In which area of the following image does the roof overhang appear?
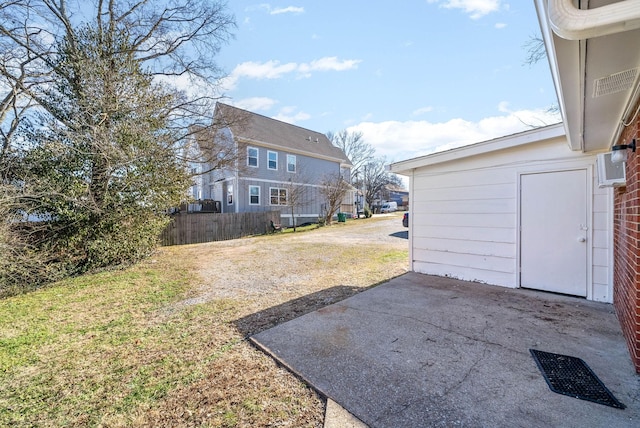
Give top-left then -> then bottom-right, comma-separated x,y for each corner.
535,0 -> 640,153
390,123 -> 565,175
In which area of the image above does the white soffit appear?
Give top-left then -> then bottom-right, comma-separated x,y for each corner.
540,1 -> 640,153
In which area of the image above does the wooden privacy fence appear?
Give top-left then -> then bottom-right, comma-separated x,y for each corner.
160,211 -> 281,246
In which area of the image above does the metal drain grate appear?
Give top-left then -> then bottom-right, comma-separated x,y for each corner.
530,349 -> 625,409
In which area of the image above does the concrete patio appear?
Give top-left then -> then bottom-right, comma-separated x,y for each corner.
251,272 -> 640,427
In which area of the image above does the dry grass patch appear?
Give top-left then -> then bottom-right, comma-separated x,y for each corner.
140,343 -> 322,427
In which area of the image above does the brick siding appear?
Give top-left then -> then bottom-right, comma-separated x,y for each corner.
613,99 -> 640,373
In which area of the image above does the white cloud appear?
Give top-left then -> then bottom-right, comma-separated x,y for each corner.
298,57 -> 362,73
234,60 -> 298,80
497,101 -> 511,113
346,108 -> 562,162
222,57 -> 361,90
248,4 -> 304,15
154,73 -> 212,98
270,6 -> 304,15
412,106 -> 434,116
428,0 -> 503,19
217,74 -> 238,93
234,97 -> 278,112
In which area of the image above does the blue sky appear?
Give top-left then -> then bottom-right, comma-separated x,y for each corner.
214,0 -> 560,162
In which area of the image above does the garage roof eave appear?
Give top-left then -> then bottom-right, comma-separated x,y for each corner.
389,123 -> 566,175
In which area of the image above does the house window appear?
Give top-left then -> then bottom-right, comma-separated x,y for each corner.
227,184 -> 233,205
287,154 -> 296,173
247,147 -> 258,167
249,185 -> 260,205
270,187 -> 288,205
268,151 -> 278,170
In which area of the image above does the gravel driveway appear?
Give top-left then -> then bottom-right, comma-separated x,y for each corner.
175,212 -> 409,329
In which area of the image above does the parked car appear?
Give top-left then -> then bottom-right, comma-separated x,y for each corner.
402,212 -> 408,227
381,201 -> 398,213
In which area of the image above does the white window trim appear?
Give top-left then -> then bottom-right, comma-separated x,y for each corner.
269,187 -> 288,206
267,150 -> 278,170
227,184 -> 233,205
247,146 -> 259,168
287,154 -> 296,173
249,185 -> 260,205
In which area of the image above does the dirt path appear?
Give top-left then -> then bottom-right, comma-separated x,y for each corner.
177,213 -> 408,306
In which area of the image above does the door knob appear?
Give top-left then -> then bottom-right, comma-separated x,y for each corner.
578,237 -> 586,242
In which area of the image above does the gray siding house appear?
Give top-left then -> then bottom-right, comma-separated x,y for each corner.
193,103 -> 353,226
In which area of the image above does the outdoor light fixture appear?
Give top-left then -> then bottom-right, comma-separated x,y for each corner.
611,139 -> 636,164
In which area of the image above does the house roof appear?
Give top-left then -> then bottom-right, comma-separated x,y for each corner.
389,123 -> 565,175
535,0 -> 640,152
215,103 -> 352,166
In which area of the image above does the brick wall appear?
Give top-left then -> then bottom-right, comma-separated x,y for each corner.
613,99 -> 640,373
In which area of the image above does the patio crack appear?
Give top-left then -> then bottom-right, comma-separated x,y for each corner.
442,346 -> 490,397
337,303 -> 520,355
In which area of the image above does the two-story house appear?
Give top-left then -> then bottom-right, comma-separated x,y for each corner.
192,103 -> 354,226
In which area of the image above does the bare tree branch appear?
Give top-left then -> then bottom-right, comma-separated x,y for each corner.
319,172 -> 350,225
523,34 -> 546,67
362,158 -> 393,208
327,129 -> 375,177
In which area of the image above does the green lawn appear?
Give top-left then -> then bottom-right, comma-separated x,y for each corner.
0,218 -> 408,427
0,257 -> 203,426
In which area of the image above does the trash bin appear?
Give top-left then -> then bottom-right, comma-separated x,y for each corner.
337,212 -> 346,222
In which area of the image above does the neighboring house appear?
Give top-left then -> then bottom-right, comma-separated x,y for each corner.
364,185 -> 409,213
391,1 -> 640,373
384,185 -> 409,209
193,103 -> 354,226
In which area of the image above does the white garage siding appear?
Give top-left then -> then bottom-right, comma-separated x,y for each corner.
396,126 -> 612,302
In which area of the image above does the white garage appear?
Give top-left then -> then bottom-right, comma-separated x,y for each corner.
390,123 -> 614,302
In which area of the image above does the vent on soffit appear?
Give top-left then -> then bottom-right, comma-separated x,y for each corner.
593,68 -> 639,98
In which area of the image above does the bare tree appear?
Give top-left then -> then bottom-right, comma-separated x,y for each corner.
387,172 -> 404,188
187,103 -> 254,180
0,0 -> 236,291
186,118 -> 243,180
319,172 -> 350,225
0,1 -> 55,162
282,177 -> 310,231
1,1 -> 235,161
327,129 -> 375,177
363,158 -> 393,209
275,159 -> 316,231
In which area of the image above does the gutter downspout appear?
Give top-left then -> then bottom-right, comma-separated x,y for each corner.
549,0 -> 640,40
